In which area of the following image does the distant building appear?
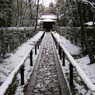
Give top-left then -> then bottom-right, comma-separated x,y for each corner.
38,14 -> 57,31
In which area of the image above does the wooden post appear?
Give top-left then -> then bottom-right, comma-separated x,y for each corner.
37,41 -> 39,49
69,63 -> 73,89
55,40 -> 58,50
60,47 -> 63,60
37,42 -> 39,49
39,39 -> 41,46
20,65 -> 24,85
35,44 -> 37,55
30,50 -> 33,66
56,40 -> 58,49
60,47 -> 62,60
62,51 -> 65,66
58,45 -> 61,59
54,39 -> 56,46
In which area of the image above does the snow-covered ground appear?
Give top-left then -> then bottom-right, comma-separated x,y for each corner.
0,31 -> 44,95
53,32 -> 95,95
53,32 -> 81,55
77,56 -> 95,84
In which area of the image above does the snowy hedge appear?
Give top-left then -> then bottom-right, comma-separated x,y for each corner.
0,28 -> 37,58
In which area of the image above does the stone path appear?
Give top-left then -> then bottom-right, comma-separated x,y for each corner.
24,33 -> 64,95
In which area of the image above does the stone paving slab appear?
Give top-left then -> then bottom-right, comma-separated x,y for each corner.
24,33 -> 70,95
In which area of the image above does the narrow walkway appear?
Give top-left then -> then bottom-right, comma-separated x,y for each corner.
24,32 -> 70,95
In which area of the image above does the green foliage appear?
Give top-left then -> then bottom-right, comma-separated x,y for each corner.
0,0 -> 12,27
0,30 -> 37,58
0,0 -> 42,27
56,0 -> 95,63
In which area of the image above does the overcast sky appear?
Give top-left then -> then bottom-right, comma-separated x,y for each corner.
39,0 -> 56,7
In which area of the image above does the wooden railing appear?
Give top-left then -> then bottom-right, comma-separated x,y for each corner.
0,32 -> 45,95
52,33 -> 95,95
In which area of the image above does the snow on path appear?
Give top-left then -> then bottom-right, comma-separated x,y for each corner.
25,32 -> 61,95
0,31 -> 44,84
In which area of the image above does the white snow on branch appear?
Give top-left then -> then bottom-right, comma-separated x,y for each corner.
85,21 -> 95,26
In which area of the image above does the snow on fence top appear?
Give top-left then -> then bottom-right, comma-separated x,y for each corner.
0,31 -> 44,95
0,27 -> 35,31
52,32 -> 95,93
